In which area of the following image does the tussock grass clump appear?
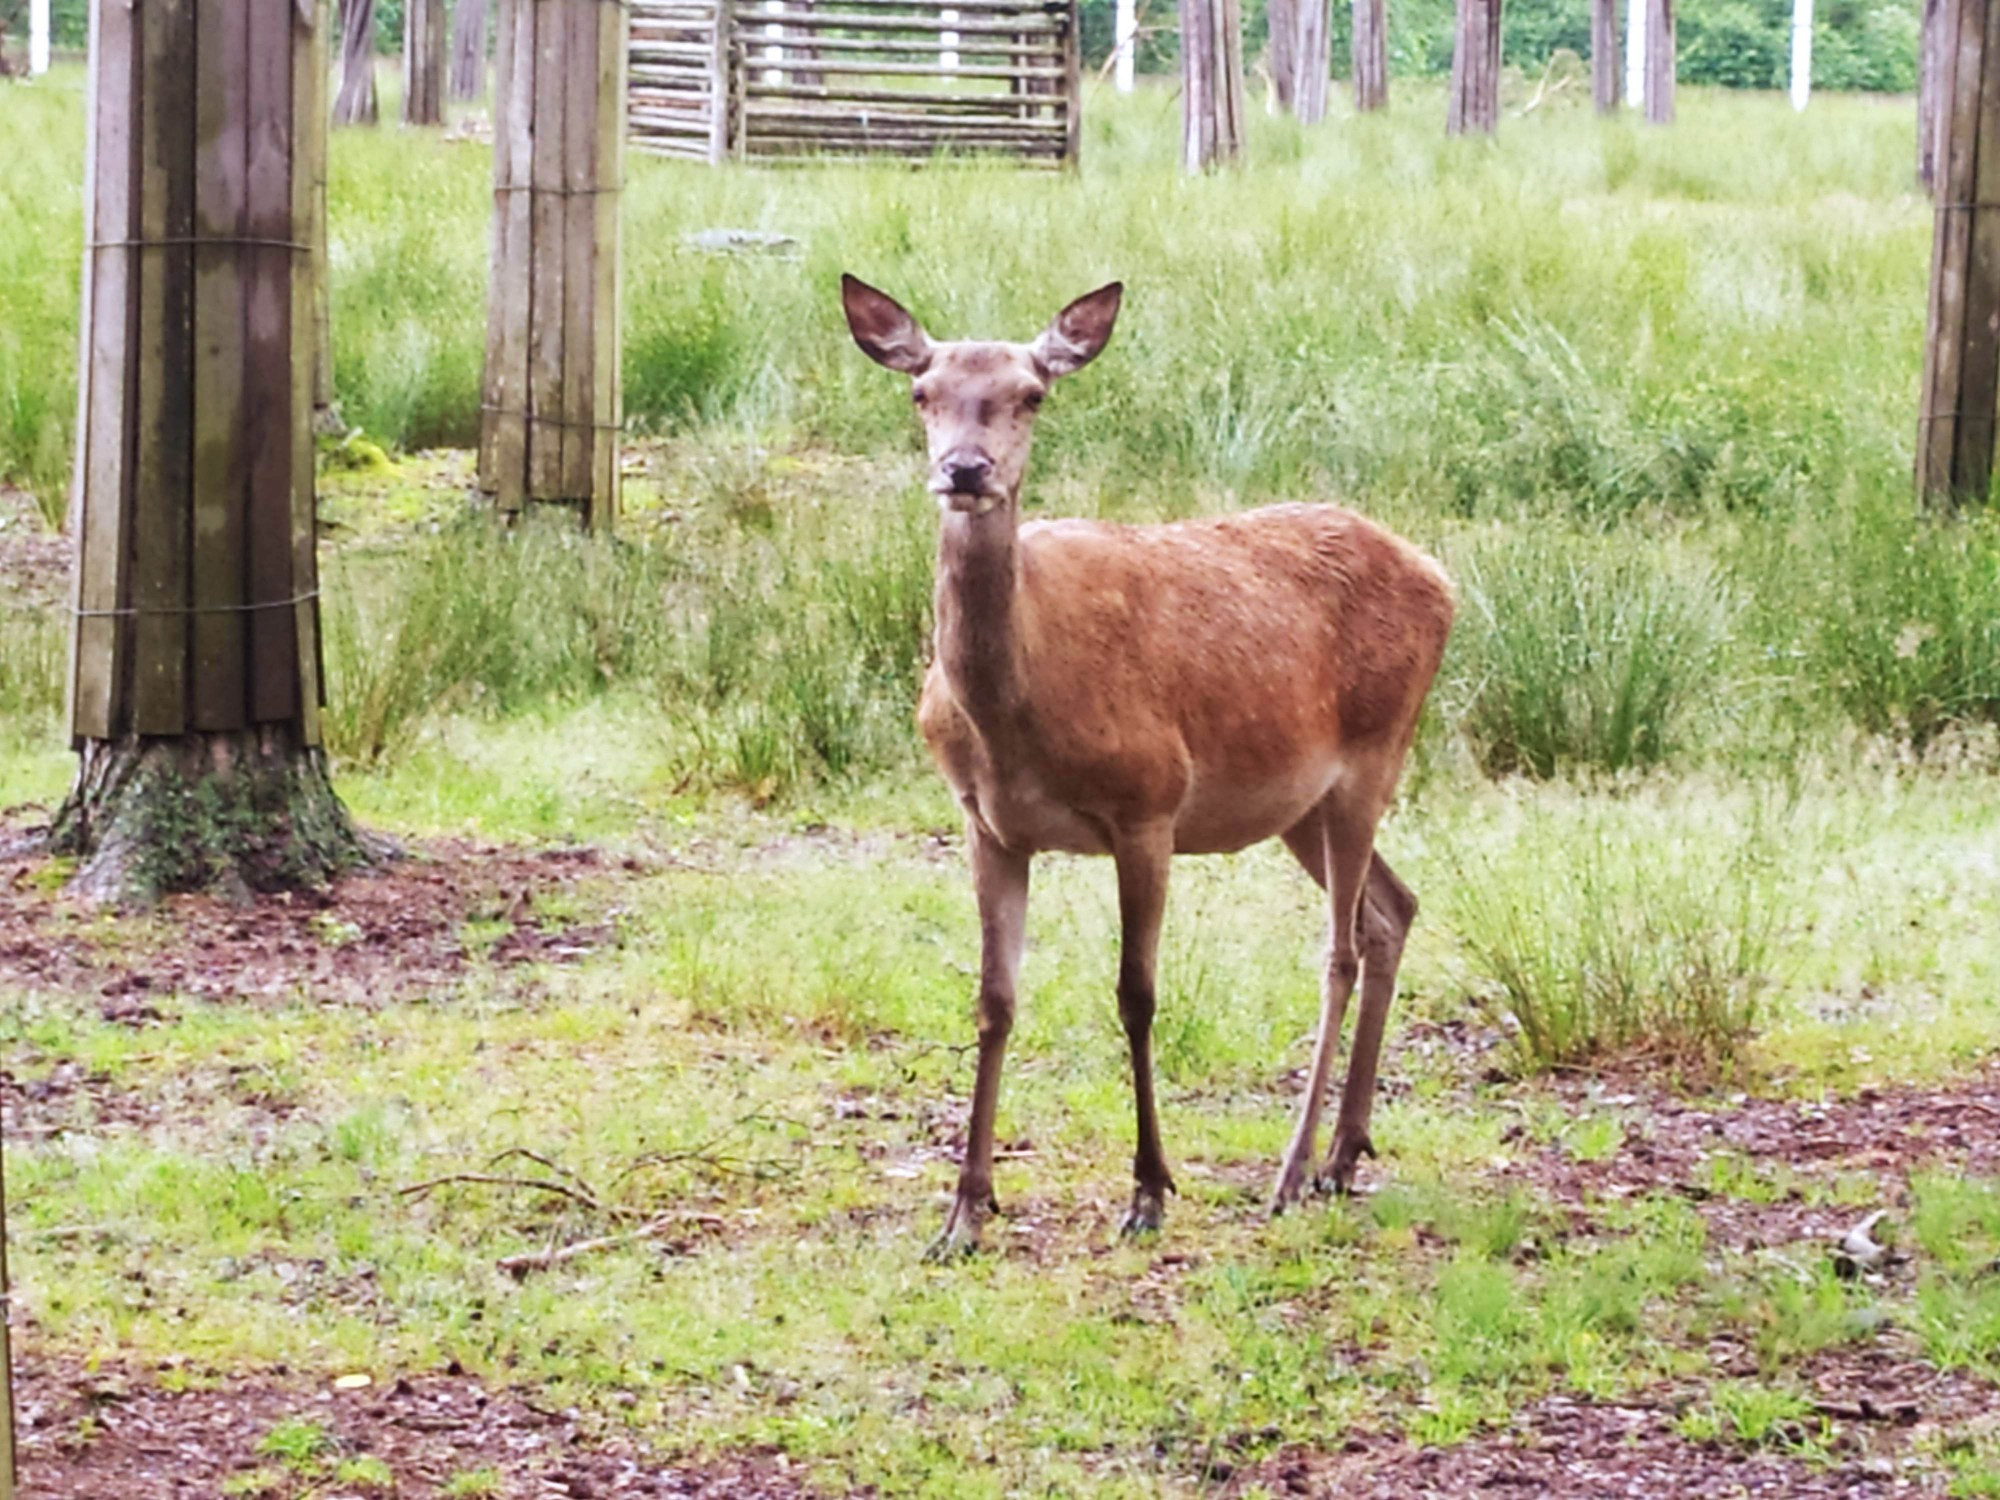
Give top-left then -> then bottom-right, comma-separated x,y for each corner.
322,473 -> 934,799
1444,530 -> 1740,779
0,606 -> 64,729
1803,503 -> 2000,749
1446,791 -> 1788,1071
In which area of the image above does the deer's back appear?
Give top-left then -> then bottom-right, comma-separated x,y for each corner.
920,502 -> 1453,856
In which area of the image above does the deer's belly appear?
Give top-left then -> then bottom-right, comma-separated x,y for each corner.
965,773 -> 1113,855
1170,757 -> 1338,854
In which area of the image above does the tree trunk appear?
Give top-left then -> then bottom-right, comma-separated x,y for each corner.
1292,0 -> 1330,123
50,730 -> 371,905
1591,0 -> 1619,112
1921,0 -> 1948,188
64,0 -> 368,906
450,0 -> 488,101
404,0 -> 444,123
1351,0 -> 1387,112
1447,0 -> 1501,136
1180,0 -> 1245,170
1916,0 -> 2000,507
1643,0 -> 1673,124
334,0 -> 378,124
479,0 -> 626,526
1266,0 -> 1297,114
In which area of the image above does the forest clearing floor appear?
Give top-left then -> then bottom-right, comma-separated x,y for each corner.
4,799 -> 2000,1498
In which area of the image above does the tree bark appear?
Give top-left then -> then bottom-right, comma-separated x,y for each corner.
1591,0 -> 1619,112
50,730 -> 372,906
450,0 -> 488,101
1292,0 -> 1330,123
1180,0 -> 1245,170
1643,0 -> 1673,124
1266,0 -> 1297,114
64,0 -> 369,906
1916,0 -> 2000,507
1921,0 -> 1948,188
1447,0 -> 1501,136
334,0 -> 378,124
404,0 -> 445,124
1351,0 -> 1387,112
479,0 -> 625,526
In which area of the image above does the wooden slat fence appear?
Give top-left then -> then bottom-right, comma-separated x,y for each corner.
629,0 -> 1080,165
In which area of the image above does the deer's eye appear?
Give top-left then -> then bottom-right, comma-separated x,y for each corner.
912,387 -> 928,407
1024,391 -> 1044,412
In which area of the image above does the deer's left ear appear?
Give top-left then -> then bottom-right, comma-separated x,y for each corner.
1031,282 -> 1122,379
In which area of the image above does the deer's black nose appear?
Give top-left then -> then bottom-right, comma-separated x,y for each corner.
947,457 -> 992,494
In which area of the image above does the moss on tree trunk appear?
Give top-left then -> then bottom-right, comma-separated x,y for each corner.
49,727 -> 376,907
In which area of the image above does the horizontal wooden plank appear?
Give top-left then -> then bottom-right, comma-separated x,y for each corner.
631,39 -> 714,58
728,55 -> 1065,78
735,11 -> 1059,34
718,31 -> 1056,54
745,82 -> 1046,103
747,130 -> 1068,147
631,111 -> 715,131
746,104 -> 1066,128
750,0 -> 1064,13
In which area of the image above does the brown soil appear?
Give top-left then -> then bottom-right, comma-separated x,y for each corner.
14,1355 -> 829,1499
0,482 -> 66,605
0,828 -> 627,1013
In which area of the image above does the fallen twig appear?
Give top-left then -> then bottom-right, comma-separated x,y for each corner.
397,1172 -> 603,1213
496,1212 -> 727,1278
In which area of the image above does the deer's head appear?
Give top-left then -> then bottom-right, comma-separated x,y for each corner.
841,275 -> 1122,516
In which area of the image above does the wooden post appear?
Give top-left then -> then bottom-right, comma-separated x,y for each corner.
312,0 -> 336,430
479,0 -> 625,529
1179,0 -> 1244,170
404,0 -> 445,123
1352,0 -> 1387,112
1923,0 -> 1948,188
1625,0 -> 1642,107
1114,0 -> 1135,91
334,0 -> 378,123
1293,0 -> 1329,123
59,0 -> 366,904
1062,0 -> 1081,164
1446,0 -> 1501,136
28,0 -> 48,73
0,1106 -> 15,1500
1591,0 -> 1619,112
451,0 -> 489,100
1918,0 -> 2000,507
709,0 -> 733,163
1643,0 -> 1672,123
1267,0 -> 1297,114
1789,0 -> 1811,111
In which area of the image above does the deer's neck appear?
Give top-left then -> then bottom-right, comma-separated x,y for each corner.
935,506 -> 1028,733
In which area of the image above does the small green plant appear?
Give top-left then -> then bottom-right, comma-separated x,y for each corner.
255,1415 -> 333,1466
1678,1381 -> 1821,1453
334,1454 -> 397,1493
443,1468 -> 504,1497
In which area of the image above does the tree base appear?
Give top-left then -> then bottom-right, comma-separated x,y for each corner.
48,728 -> 380,907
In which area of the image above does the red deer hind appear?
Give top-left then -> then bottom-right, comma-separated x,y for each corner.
842,275 -> 1454,1257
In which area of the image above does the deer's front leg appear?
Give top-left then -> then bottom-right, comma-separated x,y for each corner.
927,824 -> 1030,1261
1113,824 -> 1177,1238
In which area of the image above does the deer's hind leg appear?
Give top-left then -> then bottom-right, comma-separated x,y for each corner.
1269,791 -> 1380,1214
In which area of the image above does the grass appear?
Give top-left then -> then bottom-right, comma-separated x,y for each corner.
4,67 -> 2000,1499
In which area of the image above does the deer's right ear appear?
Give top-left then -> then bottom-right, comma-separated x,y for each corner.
842,274 -> 934,375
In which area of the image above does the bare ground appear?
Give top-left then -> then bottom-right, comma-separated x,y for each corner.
14,1355 -> 830,1499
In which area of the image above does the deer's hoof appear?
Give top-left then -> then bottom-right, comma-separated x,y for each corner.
924,1193 -> 996,1263
1119,1186 -> 1167,1239
1268,1154 -> 1313,1217
1317,1131 -> 1377,1197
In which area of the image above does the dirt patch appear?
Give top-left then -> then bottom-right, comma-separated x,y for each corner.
1227,1388 -> 1944,1498
0,483 -> 67,607
15,1354 -> 833,1499
1490,1066 -> 2000,1251
0,831 -> 628,1011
